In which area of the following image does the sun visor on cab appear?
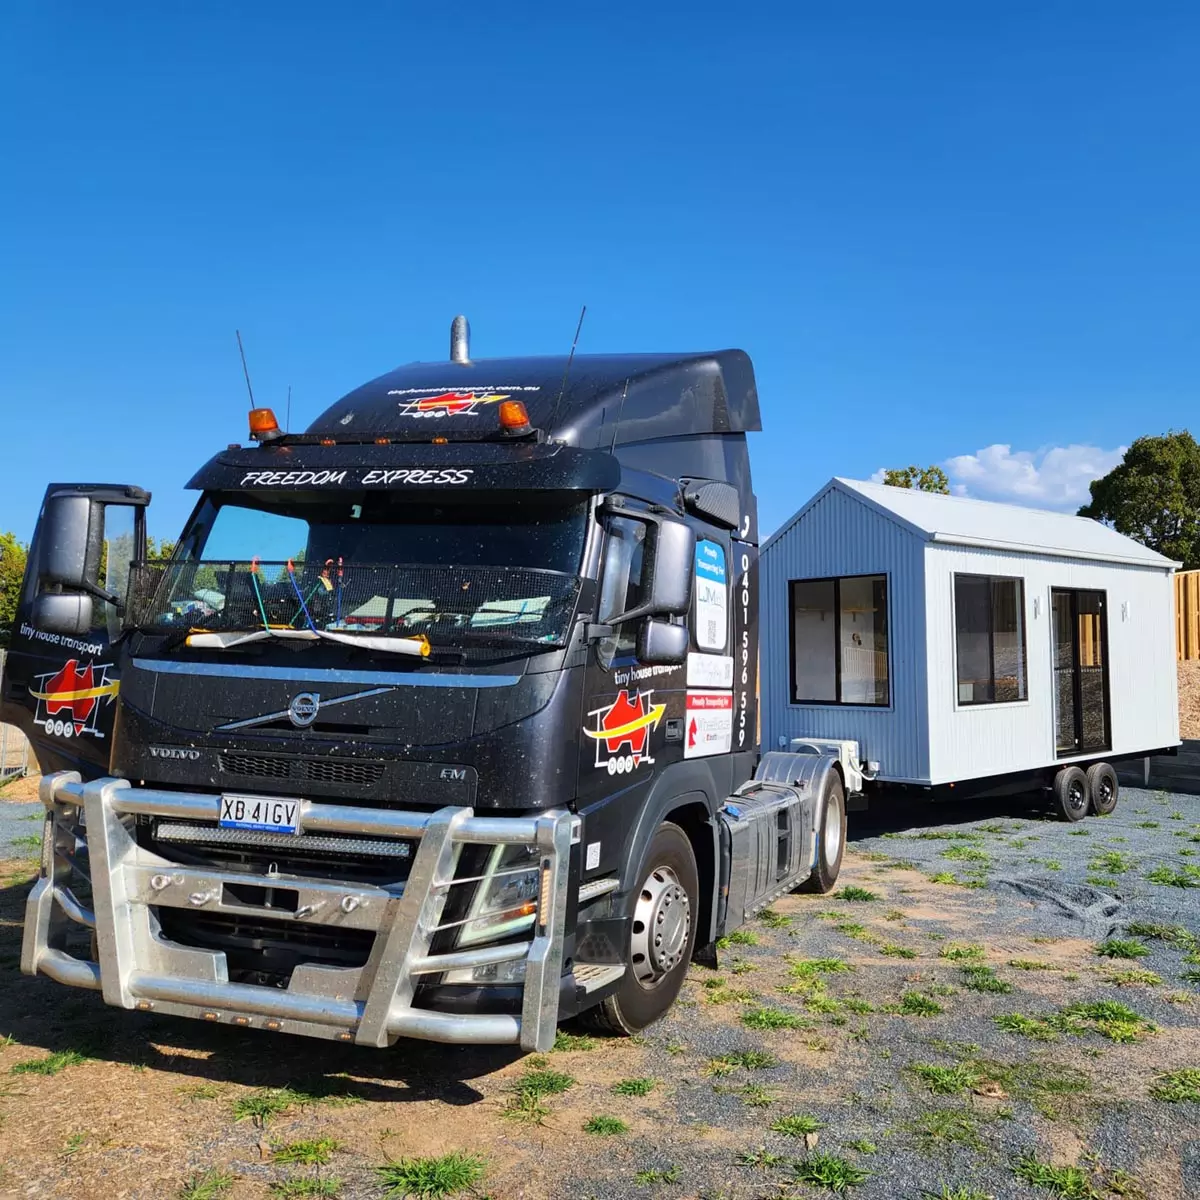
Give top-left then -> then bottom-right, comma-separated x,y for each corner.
185,440 -> 622,494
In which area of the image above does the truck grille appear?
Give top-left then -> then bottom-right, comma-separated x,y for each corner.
218,751 -> 385,787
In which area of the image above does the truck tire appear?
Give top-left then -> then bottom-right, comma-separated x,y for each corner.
581,821 -> 698,1036
798,771 -> 846,894
1053,765 -> 1089,822
1087,762 -> 1119,816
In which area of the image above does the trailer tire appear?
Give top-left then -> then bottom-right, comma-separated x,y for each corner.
1087,762 -> 1119,816
1053,765 -> 1089,822
581,821 -> 699,1036
798,772 -> 846,894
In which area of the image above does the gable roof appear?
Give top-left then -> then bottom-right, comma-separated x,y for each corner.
763,477 -> 1178,569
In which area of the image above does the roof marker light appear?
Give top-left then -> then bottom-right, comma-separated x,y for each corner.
249,408 -> 282,442
499,400 -> 531,432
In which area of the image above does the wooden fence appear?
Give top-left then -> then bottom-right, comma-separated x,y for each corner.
1180,570 -> 1200,661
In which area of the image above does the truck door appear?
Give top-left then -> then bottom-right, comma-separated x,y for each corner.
1,484 -> 150,780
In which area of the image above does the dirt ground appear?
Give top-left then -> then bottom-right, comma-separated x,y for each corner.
1,786 -> 1200,1200
1179,660 -> 1200,739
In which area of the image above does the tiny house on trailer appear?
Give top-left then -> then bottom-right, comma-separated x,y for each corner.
759,478 -> 1181,821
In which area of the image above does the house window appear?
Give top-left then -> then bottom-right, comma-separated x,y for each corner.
789,575 -> 889,706
954,574 -> 1027,704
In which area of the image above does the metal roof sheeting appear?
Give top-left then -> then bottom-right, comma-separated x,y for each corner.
765,478 -> 1178,570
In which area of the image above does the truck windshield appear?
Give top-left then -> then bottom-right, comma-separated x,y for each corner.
130,492 -> 589,651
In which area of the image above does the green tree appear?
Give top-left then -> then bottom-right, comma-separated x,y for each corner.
1078,431 -> 1200,568
0,532 -> 29,649
145,536 -> 177,561
881,465 -> 950,494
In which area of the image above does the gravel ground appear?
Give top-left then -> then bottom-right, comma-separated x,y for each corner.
0,784 -> 1198,1199
0,797 -> 41,859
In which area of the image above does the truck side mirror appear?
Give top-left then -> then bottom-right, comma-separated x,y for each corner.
643,519 -> 694,617
42,494 -> 104,591
637,618 -> 688,665
31,591 -> 93,637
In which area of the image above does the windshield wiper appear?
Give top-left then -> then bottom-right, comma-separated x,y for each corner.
184,628 -> 431,658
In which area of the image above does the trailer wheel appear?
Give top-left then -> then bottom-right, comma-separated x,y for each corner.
581,821 -> 699,1036
1087,762 -> 1119,816
798,772 -> 846,894
1053,765 -> 1089,822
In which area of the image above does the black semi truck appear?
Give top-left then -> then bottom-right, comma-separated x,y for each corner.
1,320 -> 848,1052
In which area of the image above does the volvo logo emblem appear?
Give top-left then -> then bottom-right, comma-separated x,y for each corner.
287,692 -> 321,728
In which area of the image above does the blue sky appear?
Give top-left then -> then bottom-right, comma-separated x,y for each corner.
1,2 -> 1197,544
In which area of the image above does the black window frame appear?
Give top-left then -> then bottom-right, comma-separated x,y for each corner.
787,573 -> 891,708
953,572 -> 1028,707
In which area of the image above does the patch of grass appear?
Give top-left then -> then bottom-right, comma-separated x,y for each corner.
177,1082 -> 224,1101
1102,967 -> 1162,987
729,959 -> 755,975
757,907 -> 792,928
790,956 -> 852,977
1146,864 -> 1200,888
1011,1153 -> 1098,1198
942,845 -> 989,862
1090,850 -> 1134,875
732,1082 -> 776,1107
1054,1000 -> 1156,1043
883,859 -> 919,870
994,1012 -> 1058,1041
706,1049 -> 778,1075
1182,968 -> 1200,984
836,885 -> 880,902
897,992 -> 943,1016
842,998 -> 874,1014
702,977 -> 756,1004
717,929 -> 760,948
791,1151 -> 870,1191
1067,829 -> 1091,836
960,965 -> 1012,994
377,1152 -> 486,1198
269,1181 -> 342,1199
1094,938 -> 1149,959
10,834 -> 41,851
879,943 -> 918,959
920,1189 -> 992,1200
737,1147 -> 786,1168
908,1109 -> 985,1152
1008,959 -> 1055,971
1137,821 -> 1160,830
1149,1068 -> 1200,1102
847,1139 -> 877,1154
552,1030 -> 597,1052
769,1112 -> 824,1136
612,1077 -> 656,1096
927,872 -> 958,885
742,1006 -> 809,1031
11,1049 -> 86,1076
939,942 -> 986,962
584,1114 -> 628,1135
177,1171 -> 235,1200
232,1087 -> 325,1126
503,1066 -> 574,1122
908,1063 -> 981,1094
272,1139 -> 340,1166
883,908 -> 906,921
634,1165 -> 681,1185
1087,875 -> 1119,889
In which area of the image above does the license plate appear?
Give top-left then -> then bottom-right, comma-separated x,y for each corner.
219,794 -> 302,835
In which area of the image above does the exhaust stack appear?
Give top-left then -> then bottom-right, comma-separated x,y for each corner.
450,315 -> 470,364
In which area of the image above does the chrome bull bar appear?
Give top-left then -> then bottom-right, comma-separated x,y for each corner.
22,771 -> 579,1052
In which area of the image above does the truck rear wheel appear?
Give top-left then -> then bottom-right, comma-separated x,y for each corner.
1053,765 -> 1089,822
1087,762 -> 1119,815
581,821 -> 698,1036
798,772 -> 846,894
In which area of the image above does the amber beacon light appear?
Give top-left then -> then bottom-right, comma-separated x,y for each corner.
498,400 -> 531,432
248,407 -> 282,442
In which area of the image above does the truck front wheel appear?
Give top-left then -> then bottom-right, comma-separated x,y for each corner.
582,821 -> 699,1035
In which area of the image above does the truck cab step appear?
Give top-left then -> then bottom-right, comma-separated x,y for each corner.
572,962 -> 625,993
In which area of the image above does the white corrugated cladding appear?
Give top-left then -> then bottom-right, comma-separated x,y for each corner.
924,545 -> 1179,784
761,477 -> 1180,788
759,484 -> 931,782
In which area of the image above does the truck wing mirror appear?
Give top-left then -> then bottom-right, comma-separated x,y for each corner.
31,591 -> 93,637
637,618 -> 688,665
42,494 -> 103,591
601,509 -> 696,625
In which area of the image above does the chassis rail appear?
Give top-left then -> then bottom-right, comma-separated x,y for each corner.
23,772 -> 579,1052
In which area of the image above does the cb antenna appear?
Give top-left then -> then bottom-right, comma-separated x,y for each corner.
286,384 -> 292,433
552,304 -> 587,433
236,329 -> 256,408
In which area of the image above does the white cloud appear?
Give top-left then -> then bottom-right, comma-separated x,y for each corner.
942,443 -> 1125,510
869,467 -> 888,485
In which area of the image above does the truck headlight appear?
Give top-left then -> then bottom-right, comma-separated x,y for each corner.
455,843 -> 541,948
